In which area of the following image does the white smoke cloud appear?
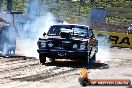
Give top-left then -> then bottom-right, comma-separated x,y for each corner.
0,12 -> 16,56
10,0 -> 56,58
17,12 -> 55,58
96,36 -> 111,63
0,0 -> 69,57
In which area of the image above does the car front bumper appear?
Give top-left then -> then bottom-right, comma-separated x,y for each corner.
37,49 -> 88,59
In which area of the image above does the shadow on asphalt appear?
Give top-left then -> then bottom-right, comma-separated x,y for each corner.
45,60 -> 109,69
0,56 -> 37,60
0,56 -> 109,69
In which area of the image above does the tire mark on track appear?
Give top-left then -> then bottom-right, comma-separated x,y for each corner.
0,58 -> 81,87
0,60 -> 39,72
10,67 -> 78,82
0,62 -> 65,82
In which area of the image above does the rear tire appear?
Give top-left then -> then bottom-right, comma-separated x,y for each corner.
39,54 -> 46,65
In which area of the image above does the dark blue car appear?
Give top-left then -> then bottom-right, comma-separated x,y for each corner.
37,24 -> 98,65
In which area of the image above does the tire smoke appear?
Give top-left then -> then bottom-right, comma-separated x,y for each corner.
96,36 -> 111,63
17,13 -> 56,58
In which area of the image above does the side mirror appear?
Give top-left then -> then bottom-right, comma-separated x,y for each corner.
43,32 -> 46,36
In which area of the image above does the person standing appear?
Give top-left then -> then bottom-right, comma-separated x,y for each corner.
127,24 -> 132,34
0,16 -> 10,31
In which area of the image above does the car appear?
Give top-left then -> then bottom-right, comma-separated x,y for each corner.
37,24 -> 98,65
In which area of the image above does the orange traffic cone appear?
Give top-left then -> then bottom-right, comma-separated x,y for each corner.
81,68 -> 88,78
79,68 -> 90,86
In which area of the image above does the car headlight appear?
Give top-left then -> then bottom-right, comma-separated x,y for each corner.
41,42 -> 46,48
73,44 -> 78,49
80,44 -> 86,50
48,42 -> 53,47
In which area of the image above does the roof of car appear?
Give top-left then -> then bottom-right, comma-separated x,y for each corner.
52,24 -> 90,28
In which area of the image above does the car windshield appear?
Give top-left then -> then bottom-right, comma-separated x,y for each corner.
47,25 -> 89,37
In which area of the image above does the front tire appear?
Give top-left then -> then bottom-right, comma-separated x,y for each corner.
39,54 -> 46,65
89,54 -> 96,63
84,55 -> 89,66
89,46 -> 97,63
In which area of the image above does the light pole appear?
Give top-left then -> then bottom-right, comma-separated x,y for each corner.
78,0 -> 81,23
7,0 -> 12,12
0,0 -> 3,11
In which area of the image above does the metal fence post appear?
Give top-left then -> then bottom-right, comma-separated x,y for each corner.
0,0 -> 3,11
7,0 -> 12,12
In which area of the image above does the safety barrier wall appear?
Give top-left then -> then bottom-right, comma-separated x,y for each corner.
95,31 -> 132,48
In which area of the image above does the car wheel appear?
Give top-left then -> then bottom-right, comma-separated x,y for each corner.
89,47 -> 96,63
39,54 -> 46,65
89,53 -> 96,63
84,55 -> 89,66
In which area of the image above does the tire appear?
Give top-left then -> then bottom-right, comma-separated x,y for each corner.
39,54 -> 46,65
89,46 -> 96,63
83,46 -> 91,65
83,48 -> 96,65
89,53 -> 96,63
84,55 -> 89,66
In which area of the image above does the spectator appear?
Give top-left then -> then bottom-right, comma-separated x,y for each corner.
127,24 -> 132,34
0,16 -> 10,31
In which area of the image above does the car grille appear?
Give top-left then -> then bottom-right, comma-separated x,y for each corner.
53,42 -> 72,50
63,43 -> 72,50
